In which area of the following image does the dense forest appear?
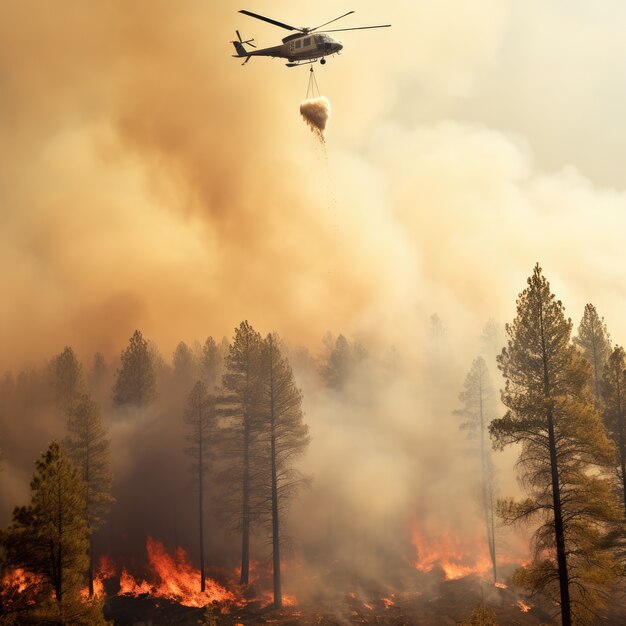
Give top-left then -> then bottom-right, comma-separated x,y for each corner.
1,265 -> 625,625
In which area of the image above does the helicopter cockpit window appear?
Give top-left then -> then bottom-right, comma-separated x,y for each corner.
295,39 -> 302,48
303,37 -> 311,46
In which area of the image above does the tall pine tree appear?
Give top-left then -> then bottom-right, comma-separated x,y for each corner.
112,330 -> 157,407
219,321 -> 263,585
183,380 -> 216,592
64,394 -> 114,598
50,346 -> 85,409
491,265 -> 620,625
260,334 -> 310,608
602,346 -> 626,516
1,442 -> 108,624
456,356 -> 497,583
574,303 -> 611,403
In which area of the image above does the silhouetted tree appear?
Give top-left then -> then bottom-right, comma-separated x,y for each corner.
50,346 -> 84,409
220,321 -> 263,585
90,353 -> 107,387
322,334 -> 367,391
173,341 -> 197,385
202,336 -> 223,390
1,442 -> 107,624
112,330 -> 157,407
183,380 -> 216,593
456,356 -> 497,583
64,394 -> 114,597
574,303 -> 611,402
430,313 -> 446,339
602,346 -> 626,516
491,265 -> 620,625
480,319 -> 501,365
260,334 -> 310,608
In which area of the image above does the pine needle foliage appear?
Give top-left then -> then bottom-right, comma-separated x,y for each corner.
64,394 -> 114,597
1,442 -> 108,624
260,333 -> 310,607
112,330 -> 157,407
218,321 -> 264,585
574,304 -> 611,402
491,264 -> 621,626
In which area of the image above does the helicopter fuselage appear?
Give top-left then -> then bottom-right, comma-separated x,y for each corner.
233,33 -> 343,66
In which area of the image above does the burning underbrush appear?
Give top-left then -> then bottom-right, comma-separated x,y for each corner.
4,530 -> 596,625
118,537 -> 238,608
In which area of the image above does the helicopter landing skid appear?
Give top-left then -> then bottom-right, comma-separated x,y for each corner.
286,59 -> 322,68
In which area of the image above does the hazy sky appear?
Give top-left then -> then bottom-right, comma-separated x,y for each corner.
2,0 -> 626,367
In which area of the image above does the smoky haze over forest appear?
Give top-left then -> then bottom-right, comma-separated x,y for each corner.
2,1 -> 626,622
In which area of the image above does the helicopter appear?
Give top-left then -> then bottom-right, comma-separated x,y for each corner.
232,10 -> 390,67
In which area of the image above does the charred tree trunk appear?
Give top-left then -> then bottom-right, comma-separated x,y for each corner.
88,536 -> 94,597
240,418 -> 250,585
478,374 -> 497,584
540,309 -> 571,626
54,467 -> 63,602
199,409 -> 206,592
269,353 -> 282,608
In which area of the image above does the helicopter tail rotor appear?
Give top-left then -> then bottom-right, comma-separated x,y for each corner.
236,30 -> 256,48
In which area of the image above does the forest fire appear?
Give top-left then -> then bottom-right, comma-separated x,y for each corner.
117,537 -> 238,608
412,527 -> 493,580
518,599 -> 532,612
1,568 -> 42,604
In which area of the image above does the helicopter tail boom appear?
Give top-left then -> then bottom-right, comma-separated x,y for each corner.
232,40 -> 249,57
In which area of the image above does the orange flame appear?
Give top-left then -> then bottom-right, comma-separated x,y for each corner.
1,568 -> 43,604
382,596 -> 395,608
118,537 -> 237,608
517,599 -> 531,612
81,554 -> 117,600
412,527 -> 493,580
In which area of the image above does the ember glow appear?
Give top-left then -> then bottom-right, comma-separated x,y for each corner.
81,554 -> 117,600
118,537 -> 237,607
412,527 -> 493,580
517,599 -> 532,612
1,568 -> 42,604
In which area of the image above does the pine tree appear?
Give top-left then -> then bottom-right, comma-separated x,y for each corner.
112,330 -> 157,407
456,357 -> 497,583
202,336 -> 223,390
1,442 -> 108,624
173,341 -> 197,384
574,303 -> 611,402
50,346 -> 85,409
64,394 -> 114,597
491,265 -> 620,625
183,380 -> 216,592
260,334 -> 310,608
480,319 -> 501,365
322,334 -> 367,391
601,346 -> 626,516
219,321 -> 263,585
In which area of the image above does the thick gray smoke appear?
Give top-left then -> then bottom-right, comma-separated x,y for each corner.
300,97 -> 331,141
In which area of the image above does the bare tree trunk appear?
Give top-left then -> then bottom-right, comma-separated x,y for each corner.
269,347 -> 282,608
240,419 -> 250,585
88,535 -> 94,597
540,310 -> 571,626
199,412 -> 206,592
478,373 -> 497,584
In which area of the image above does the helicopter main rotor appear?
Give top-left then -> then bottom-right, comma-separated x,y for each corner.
238,9 -> 390,36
